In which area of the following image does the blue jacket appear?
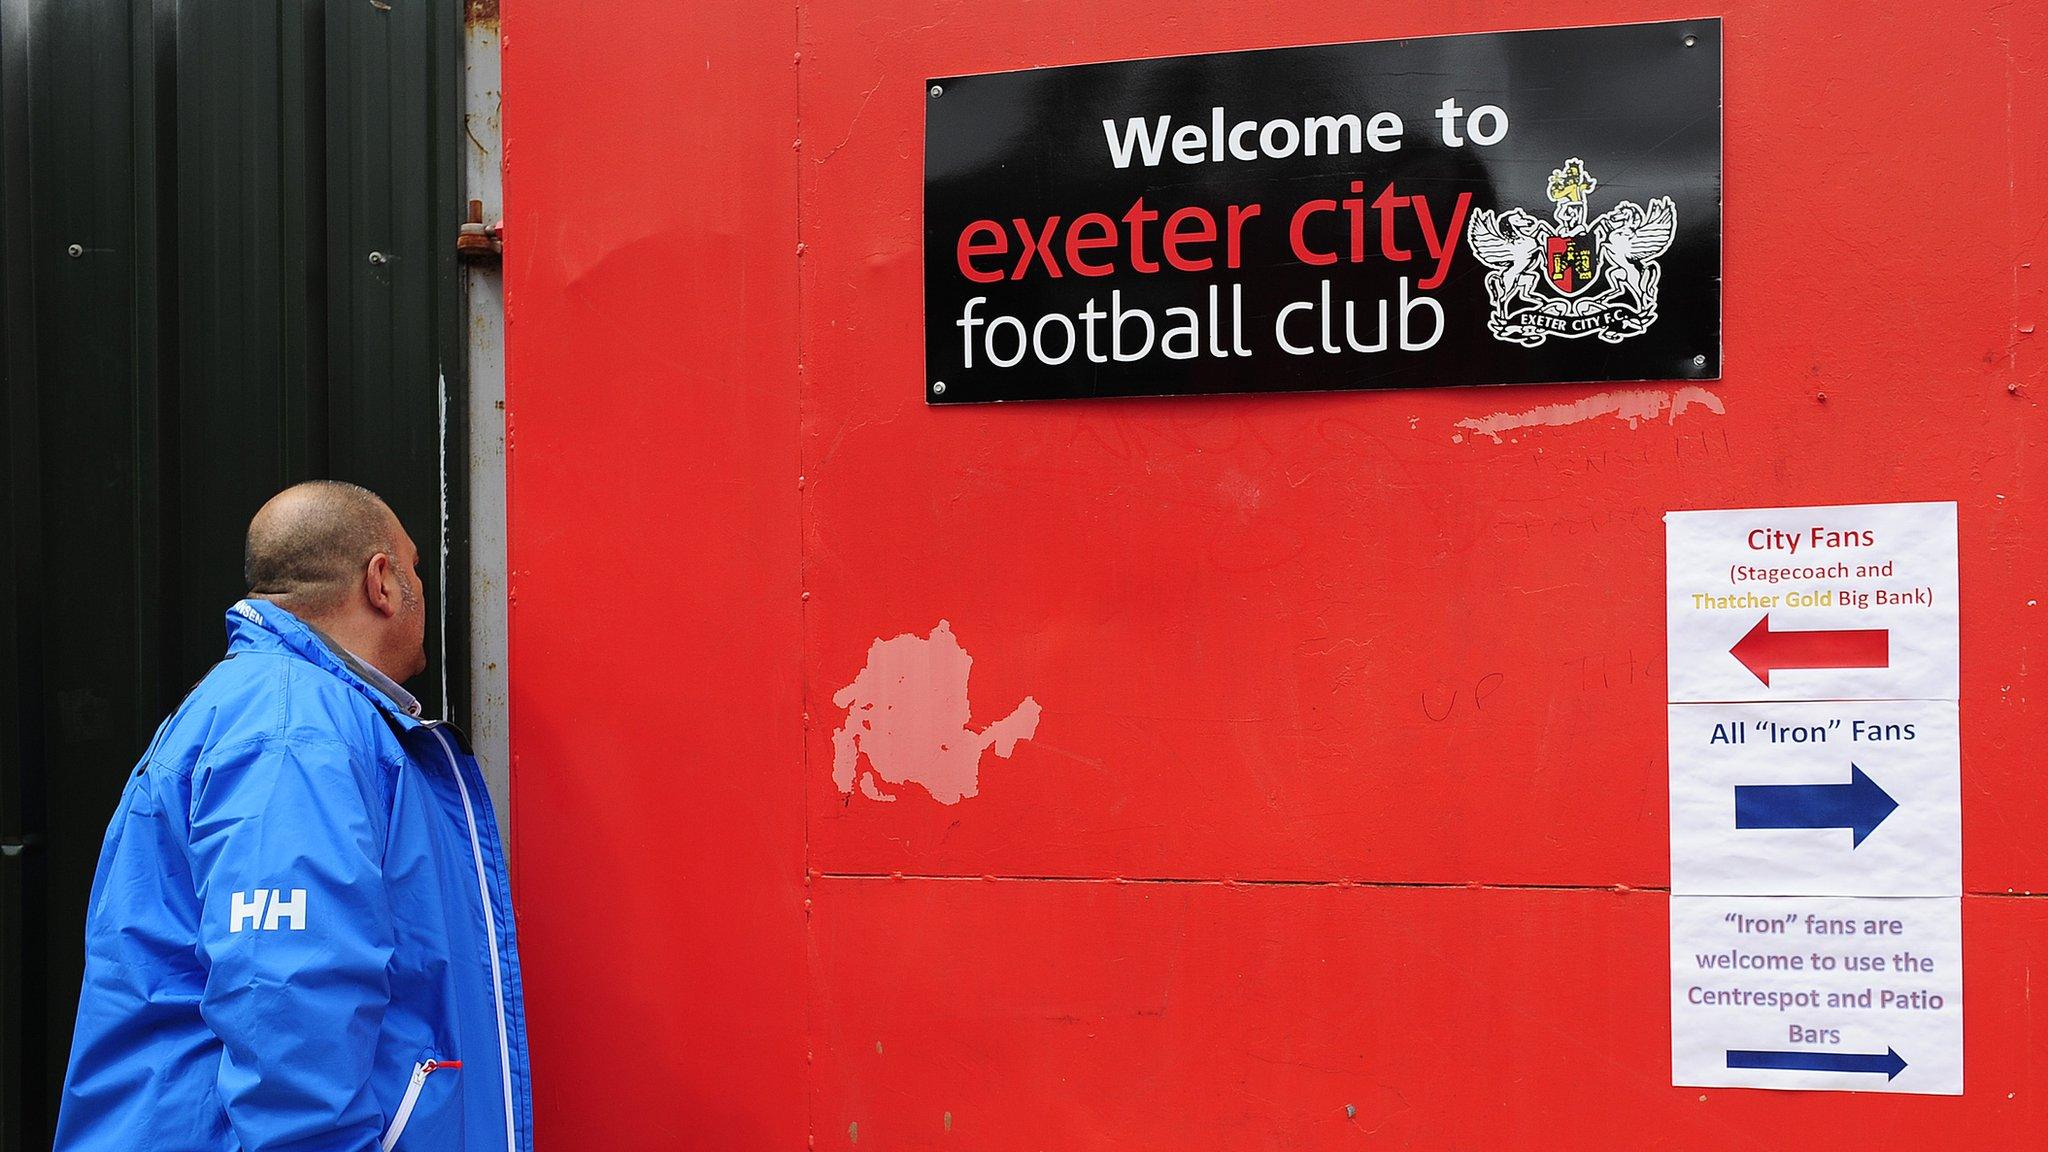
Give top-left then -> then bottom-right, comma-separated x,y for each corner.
55,601 -> 533,1152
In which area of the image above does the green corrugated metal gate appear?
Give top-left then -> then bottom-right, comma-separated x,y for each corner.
0,1 -> 470,1145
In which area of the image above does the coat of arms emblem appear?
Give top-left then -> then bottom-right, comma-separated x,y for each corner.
1465,158 -> 1677,346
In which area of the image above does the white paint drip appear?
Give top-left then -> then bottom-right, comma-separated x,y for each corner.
437,367 -> 450,715
1454,386 -> 1725,444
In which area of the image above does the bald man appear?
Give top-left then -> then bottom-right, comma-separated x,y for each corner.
54,482 -> 532,1152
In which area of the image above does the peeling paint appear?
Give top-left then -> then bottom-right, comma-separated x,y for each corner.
831,621 -> 1040,805
1453,386 -> 1725,444
463,2 -> 510,834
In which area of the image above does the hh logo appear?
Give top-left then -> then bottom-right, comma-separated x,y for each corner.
229,888 -> 307,933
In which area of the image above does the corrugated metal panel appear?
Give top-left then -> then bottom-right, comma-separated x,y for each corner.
0,0 -> 467,1143
0,0 -> 49,1142
17,0 -> 160,1141
322,0 -> 469,723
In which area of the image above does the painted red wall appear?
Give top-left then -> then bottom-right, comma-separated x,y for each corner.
503,3 -> 2045,1147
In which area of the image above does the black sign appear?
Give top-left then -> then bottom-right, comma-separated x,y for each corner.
923,20 -> 1721,404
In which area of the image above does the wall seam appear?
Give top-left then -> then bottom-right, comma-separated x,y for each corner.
811,873 -> 2048,899
793,3 -> 815,1148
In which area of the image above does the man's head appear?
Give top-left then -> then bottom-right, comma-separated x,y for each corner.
245,481 -> 428,682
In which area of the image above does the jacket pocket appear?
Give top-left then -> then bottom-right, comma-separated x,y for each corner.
382,1056 -> 462,1151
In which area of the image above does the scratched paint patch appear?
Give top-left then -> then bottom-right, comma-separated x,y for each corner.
831,621 -> 1040,804
1452,385 -> 1724,443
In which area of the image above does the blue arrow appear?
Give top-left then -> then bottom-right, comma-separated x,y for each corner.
1734,763 -> 1899,847
1727,1047 -> 1907,1080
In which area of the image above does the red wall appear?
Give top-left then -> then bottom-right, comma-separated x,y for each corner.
503,3 -> 2045,1147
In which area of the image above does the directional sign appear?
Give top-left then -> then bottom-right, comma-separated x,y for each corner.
1668,895 -> 1961,1094
1669,701 -> 1958,898
1734,764 -> 1898,847
1667,502 -> 1962,1095
1667,502 -> 1957,703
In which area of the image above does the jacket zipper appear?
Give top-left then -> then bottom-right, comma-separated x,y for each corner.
381,1059 -> 462,1151
431,725 -> 519,1152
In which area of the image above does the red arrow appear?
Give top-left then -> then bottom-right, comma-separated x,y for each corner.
1730,615 -> 1890,686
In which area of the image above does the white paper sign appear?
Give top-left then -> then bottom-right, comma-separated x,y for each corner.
1670,896 -> 1962,1094
1666,501 -> 1962,1095
1666,502 -> 1958,703
1669,700 -> 1960,897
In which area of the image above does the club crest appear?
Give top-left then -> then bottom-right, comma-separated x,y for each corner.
1464,158 -> 1677,346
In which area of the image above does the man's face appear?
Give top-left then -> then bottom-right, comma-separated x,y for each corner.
387,521 -> 429,682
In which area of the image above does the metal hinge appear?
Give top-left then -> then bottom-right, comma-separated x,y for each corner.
456,199 -> 503,264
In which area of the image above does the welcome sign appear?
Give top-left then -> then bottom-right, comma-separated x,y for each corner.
922,20 -> 1722,403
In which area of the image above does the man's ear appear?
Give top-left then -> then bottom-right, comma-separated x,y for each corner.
363,552 -> 401,618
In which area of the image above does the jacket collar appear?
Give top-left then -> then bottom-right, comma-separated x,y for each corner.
225,599 -> 427,730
